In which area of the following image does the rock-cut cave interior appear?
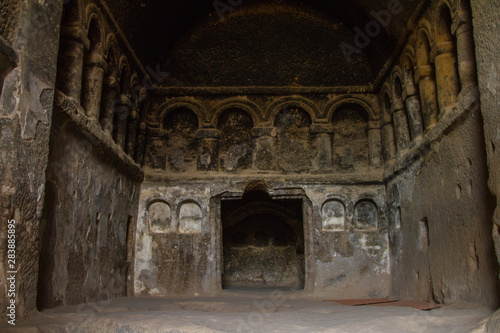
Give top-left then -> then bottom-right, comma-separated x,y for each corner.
1,0 -> 500,331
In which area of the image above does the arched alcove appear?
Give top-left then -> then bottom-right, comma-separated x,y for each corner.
354,200 -> 379,230
216,108 -> 254,172
332,106 -> 369,172
274,107 -> 313,172
322,200 -> 346,231
163,107 -> 200,172
148,201 -> 172,233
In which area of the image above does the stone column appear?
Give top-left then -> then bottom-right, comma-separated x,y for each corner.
134,121 -> 147,165
251,126 -> 278,171
415,64 -> 439,130
431,41 -> 460,114
392,102 -> 411,152
81,52 -> 107,120
368,121 -> 382,169
99,74 -> 119,135
113,94 -> 130,150
402,68 -> 424,139
196,128 -> 220,171
310,124 -> 333,171
126,110 -> 139,157
452,11 -> 478,91
381,115 -> 396,162
56,25 -> 89,101
144,127 -> 167,170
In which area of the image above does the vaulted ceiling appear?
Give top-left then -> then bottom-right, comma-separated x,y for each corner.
105,0 -> 424,86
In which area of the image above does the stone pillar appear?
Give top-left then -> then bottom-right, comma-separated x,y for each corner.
452,11 -> 478,91
134,121 -> 147,165
310,124 -> 333,171
56,25 -> 89,101
113,94 -> 130,150
251,126 -> 278,171
402,68 -> 424,139
415,64 -> 439,130
392,102 -> 411,152
196,128 -> 220,171
368,121 -> 383,169
99,75 -> 119,135
81,52 -> 107,120
431,41 -> 460,114
125,110 -> 139,157
381,115 -> 396,162
144,126 -> 167,170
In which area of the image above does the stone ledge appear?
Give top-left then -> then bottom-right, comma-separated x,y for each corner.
154,85 -> 373,96
144,169 -> 384,185
384,87 -> 481,181
54,90 -> 144,182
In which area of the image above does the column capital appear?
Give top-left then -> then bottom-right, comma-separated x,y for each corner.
382,114 -> 393,125
251,126 -> 276,138
310,123 -> 334,134
138,121 -> 147,131
391,100 -> 406,114
85,52 -> 108,71
430,41 -> 455,62
148,127 -> 168,138
451,12 -> 471,35
117,94 -> 131,107
129,110 -> 139,120
368,121 -> 381,130
104,75 -> 120,92
414,65 -> 434,84
196,128 -> 221,139
60,25 -> 90,48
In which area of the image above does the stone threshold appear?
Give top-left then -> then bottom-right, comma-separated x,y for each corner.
144,169 -> 384,185
384,87 -> 481,182
53,90 -> 144,181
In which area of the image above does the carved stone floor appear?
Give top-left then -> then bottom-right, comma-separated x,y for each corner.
1,290 -> 492,333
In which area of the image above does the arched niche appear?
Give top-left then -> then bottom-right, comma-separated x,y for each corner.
178,201 -> 203,233
332,105 -> 369,172
274,107 -> 312,172
216,108 -> 254,171
321,200 -> 346,231
148,201 -> 172,233
164,107 -> 199,172
354,200 -> 378,230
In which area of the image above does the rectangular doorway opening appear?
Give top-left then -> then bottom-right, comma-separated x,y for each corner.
221,190 -> 305,290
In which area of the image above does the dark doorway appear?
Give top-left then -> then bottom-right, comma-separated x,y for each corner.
221,190 -> 305,289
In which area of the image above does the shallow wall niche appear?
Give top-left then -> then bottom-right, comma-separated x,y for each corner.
354,200 -> 378,230
148,201 -> 172,233
164,107 -> 199,172
178,201 -> 203,233
332,106 -> 369,172
275,107 -> 312,172
321,200 -> 346,231
217,108 -> 254,171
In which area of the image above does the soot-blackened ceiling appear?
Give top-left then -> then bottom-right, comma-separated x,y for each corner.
106,0 -> 423,86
